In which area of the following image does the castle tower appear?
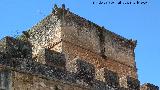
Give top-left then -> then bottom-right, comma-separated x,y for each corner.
0,4 -> 158,90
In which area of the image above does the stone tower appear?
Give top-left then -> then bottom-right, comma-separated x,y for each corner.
0,4 -> 159,90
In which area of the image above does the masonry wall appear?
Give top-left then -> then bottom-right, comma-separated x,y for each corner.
62,39 -> 137,88
61,19 -> 101,54
12,71 -> 89,90
0,5 -> 159,90
0,57 -> 93,90
61,12 -> 137,80
103,30 -> 136,67
7,6 -> 138,89
62,11 -> 136,67
0,35 -> 140,90
19,7 -> 137,74
0,57 -> 128,90
27,14 -> 62,64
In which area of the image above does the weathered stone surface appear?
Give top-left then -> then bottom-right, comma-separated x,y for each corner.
0,36 -> 32,59
0,69 -> 11,90
0,4 -> 158,90
9,4 -> 138,85
61,10 -> 136,68
127,76 -> 140,90
93,80 -> 106,90
62,40 -> 137,82
27,13 -> 62,61
76,59 -> 95,86
0,58 -> 122,90
140,83 -> 159,90
37,48 -> 66,67
104,69 -> 119,88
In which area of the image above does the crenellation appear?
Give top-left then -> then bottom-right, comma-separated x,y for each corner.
0,57 -> 142,90
0,35 -> 139,90
140,83 -> 159,90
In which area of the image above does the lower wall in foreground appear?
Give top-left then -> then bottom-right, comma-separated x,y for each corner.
11,71 -> 88,90
0,58 -> 157,90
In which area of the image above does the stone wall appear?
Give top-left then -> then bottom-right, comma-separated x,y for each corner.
62,40 -> 137,88
12,71 -> 89,90
0,35 -> 137,85
13,5 -> 138,80
103,30 -> 136,67
61,18 -> 101,54
61,9 -> 137,68
26,13 -> 63,63
15,4 -> 137,68
0,56 -> 134,90
0,5 -> 158,90
53,8 -> 138,88
0,36 -> 32,59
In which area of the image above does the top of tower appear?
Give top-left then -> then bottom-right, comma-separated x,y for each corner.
19,4 -> 137,50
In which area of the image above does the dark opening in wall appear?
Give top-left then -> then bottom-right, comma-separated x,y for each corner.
104,69 -> 119,88
97,28 -> 106,59
0,70 -> 10,90
127,76 -> 140,90
44,49 -> 66,68
76,59 -> 95,86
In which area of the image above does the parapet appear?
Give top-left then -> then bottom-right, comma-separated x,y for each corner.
140,83 -> 159,90
0,36 -> 158,90
0,54 -> 139,89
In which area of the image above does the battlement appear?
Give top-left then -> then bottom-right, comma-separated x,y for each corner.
0,47 -> 139,90
140,83 -> 159,90
0,36 -> 140,89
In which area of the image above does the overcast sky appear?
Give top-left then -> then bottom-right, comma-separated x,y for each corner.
0,0 -> 159,86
